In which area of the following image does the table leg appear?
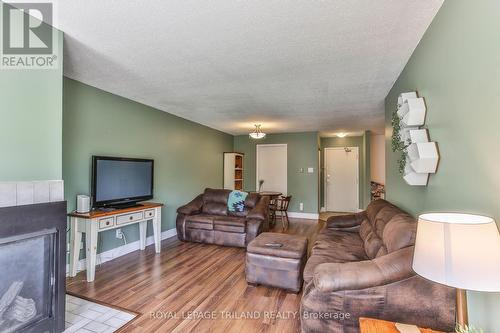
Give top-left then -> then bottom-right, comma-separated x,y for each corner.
84,221 -> 98,282
153,208 -> 161,253
69,217 -> 82,277
139,221 -> 147,250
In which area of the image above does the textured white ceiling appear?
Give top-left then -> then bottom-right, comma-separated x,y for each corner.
54,0 -> 443,135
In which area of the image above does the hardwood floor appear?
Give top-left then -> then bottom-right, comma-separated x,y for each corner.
66,218 -> 325,333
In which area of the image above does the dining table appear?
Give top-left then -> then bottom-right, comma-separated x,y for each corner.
256,191 -> 282,200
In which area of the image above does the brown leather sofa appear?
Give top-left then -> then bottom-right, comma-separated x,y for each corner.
176,188 -> 269,247
301,199 -> 456,333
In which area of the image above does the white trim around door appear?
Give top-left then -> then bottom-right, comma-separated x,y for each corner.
324,147 -> 359,212
256,144 -> 287,194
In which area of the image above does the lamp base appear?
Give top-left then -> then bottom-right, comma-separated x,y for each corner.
456,288 -> 468,327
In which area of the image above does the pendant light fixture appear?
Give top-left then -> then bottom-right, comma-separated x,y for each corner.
249,124 -> 266,139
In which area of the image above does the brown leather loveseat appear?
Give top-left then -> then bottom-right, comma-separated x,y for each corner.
176,188 -> 269,247
301,199 -> 456,333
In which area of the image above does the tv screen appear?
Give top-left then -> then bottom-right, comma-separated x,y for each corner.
91,156 -> 154,207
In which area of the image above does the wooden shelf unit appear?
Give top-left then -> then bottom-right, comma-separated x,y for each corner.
224,152 -> 244,190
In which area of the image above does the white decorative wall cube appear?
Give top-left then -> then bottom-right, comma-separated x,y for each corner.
397,92 -> 418,107
409,129 -> 429,143
403,163 -> 429,186
407,142 -> 439,173
400,127 -> 418,144
400,98 -> 427,127
394,92 -> 439,187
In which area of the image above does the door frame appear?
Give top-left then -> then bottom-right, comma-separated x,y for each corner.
256,144 -> 288,193
324,147 -> 359,212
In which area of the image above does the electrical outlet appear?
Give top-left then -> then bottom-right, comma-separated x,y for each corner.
116,228 -> 123,239
299,203 -> 304,211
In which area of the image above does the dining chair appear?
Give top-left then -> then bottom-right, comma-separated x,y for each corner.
273,195 -> 292,231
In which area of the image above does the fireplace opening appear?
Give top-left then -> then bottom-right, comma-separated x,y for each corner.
0,231 -> 56,332
0,200 -> 67,333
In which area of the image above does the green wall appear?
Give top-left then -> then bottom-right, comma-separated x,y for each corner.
63,78 -> 233,254
0,7 -> 63,181
319,133 -> 371,210
233,132 -> 319,214
385,0 -> 500,330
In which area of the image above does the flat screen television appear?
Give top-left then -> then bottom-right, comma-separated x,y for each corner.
91,156 -> 154,208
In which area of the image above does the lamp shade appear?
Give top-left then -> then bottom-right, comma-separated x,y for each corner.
249,124 -> 266,139
413,213 -> 500,292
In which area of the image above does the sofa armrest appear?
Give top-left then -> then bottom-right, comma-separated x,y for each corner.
245,219 -> 263,245
177,194 -> 203,215
247,195 -> 270,221
326,212 -> 366,230
313,247 -> 414,292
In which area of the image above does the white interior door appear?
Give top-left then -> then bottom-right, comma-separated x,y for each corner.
256,144 -> 287,195
325,147 -> 359,212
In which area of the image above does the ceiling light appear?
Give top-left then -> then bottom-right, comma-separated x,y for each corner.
249,124 -> 266,139
337,132 -> 347,138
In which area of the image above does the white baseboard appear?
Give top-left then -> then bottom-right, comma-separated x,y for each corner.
67,228 -> 177,274
320,207 -> 326,213
287,212 -> 319,220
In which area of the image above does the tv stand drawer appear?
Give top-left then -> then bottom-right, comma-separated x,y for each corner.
145,209 -> 155,218
99,217 -> 115,229
117,212 -> 144,225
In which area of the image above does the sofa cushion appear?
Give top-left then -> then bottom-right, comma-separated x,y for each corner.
213,216 -> 246,233
304,228 -> 367,283
359,201 -> 416,258
203,188 -> 230,204
202,188 -> 230,216
359,219 -> 384,259
366,199 -> 392,222
382,213 -> 416,253
202,202 -> 228,216
185,214 -> 214,230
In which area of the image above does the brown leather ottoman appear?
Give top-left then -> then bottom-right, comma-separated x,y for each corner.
246,232 -> 308,293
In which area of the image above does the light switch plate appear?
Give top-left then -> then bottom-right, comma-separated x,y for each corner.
307,167 -> 314,173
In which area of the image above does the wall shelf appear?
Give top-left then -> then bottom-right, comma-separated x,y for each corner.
397,92 -> 417,107
407,142 -> 439,174
399,126 -> 419,144
395,92 -> 439,187
403,163 -> 429,186
409,129 -> 429,143
398,97 -> 427,127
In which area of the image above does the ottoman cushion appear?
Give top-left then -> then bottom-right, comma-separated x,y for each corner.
247,232 -> 307,259
246,232 -> 308,292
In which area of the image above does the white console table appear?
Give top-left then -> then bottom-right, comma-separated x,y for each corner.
68,202 -> 163,282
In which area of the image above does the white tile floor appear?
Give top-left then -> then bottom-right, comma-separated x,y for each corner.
64,294 -> 136,333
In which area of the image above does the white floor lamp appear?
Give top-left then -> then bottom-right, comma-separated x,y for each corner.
412,213 -> 500,327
